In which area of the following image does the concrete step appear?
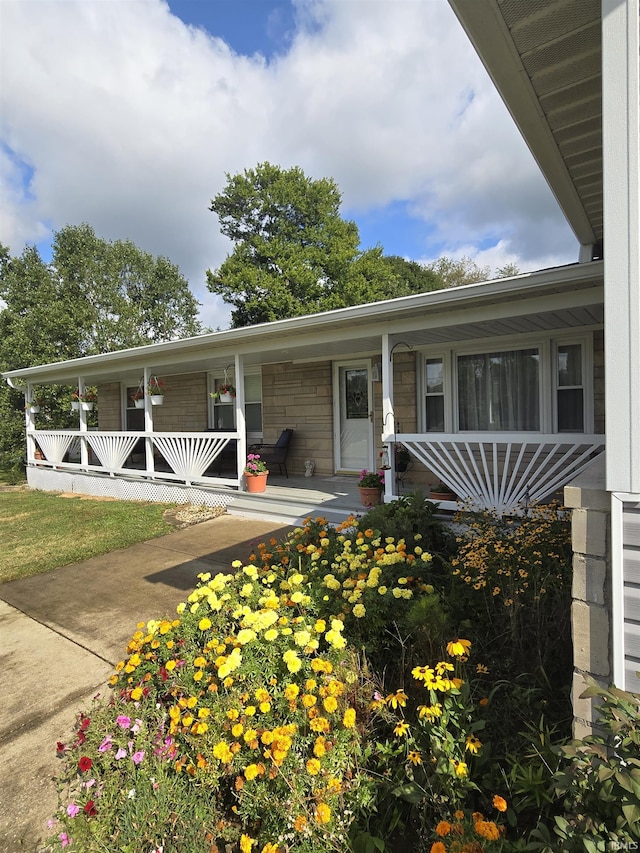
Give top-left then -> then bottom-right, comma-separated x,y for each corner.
225,491 -> 362,526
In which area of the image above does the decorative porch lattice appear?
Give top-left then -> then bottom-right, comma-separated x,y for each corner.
152,434 -> 232,485
398,433 -> 605,515
30,430 -> 75,464
86,432 -> 140,471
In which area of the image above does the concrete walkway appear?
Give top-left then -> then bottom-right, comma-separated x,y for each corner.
0,514 -> 292,853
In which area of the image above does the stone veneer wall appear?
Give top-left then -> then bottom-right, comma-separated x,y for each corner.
564,455 -> 611,739
261,362 -> 334,476
97,374 -> 208,432
96,382 -> 122,430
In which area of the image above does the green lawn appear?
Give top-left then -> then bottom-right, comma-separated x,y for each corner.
0,488 -> 175,583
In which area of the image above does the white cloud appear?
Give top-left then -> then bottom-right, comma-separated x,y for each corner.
0,0 -> 578,331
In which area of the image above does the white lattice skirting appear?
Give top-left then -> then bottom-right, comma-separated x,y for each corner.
27,467 -> 234,508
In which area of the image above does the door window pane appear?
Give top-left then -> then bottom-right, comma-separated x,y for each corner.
345,369 -> 368,419
458,348 -> 539,431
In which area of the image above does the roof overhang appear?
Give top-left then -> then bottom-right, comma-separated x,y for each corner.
448,0 -> 602,253
2,261 -> 603,387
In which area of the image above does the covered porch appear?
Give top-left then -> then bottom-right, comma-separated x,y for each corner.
7,261 -> 605,518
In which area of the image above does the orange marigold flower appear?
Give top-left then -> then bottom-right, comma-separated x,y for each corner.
293,815 -> 307,832
492,794 -> 508,812
435,820 -> 452,837
430,843 -> 446,853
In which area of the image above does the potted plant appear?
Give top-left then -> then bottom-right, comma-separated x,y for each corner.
358,469 -> 384,506
244,453 -> 268,493
70,389 -> 80,411
26,397 -> 43,414
211,383 -> 236,403
146,377 -> 165,405
78,388 -> 97,411
130,388 -> 145,409
429,480 -> 457,501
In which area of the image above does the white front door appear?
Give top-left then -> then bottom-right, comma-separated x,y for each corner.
334,361 -> 374,472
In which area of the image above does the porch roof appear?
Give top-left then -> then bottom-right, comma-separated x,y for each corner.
3,260 -> 603,387
448,0 -> 603,255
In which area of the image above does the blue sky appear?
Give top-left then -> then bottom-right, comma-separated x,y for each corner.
0,0 -> 578,328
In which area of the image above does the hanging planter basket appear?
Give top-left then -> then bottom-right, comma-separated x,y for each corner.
134,398 -> 145,409
71,401 -> 80,411
146,376 -> 165,405
30,404 -> 41,414
150,395 -> 164,406
219,391 -> 233,403
81,401 -> 94,411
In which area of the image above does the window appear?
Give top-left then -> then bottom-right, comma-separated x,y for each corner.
425,358 -> 445,431
457,348 -> 540,431
210,372 -> 263,436
556,343 -> 584,432
125,386 -> 144,432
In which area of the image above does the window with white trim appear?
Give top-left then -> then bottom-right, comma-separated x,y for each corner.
420,334 -> 594,434
556,342 -> 584,432
209,372 -> 263,437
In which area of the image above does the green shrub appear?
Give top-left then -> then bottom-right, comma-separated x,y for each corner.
528,678 -> 640,851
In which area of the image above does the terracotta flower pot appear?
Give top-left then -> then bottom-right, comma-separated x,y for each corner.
358,486 -> 382,507
245,472 -> 268,493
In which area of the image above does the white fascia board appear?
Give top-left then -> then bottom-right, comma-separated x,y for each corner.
447,0 -> 598,247
2,261 -> 603,385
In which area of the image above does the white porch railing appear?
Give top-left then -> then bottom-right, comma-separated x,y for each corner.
27,430 -> 242,488
393,432 -> 606,515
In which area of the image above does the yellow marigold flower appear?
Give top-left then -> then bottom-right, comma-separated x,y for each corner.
310,716 -> 330,733
343,707 -> 356,728
313,736 -> 327,757
294,629 -> 311,647
315,803 -> 331,824
244,763 -> 260,781
394,721 -> 410,736
465,734 -> 482,754
130,687 -> 143,701
261,844 -> 278,853
284,684 -> 299,701
232,722 -> 244,738
264,628 -> 278,641
193,656 -> 207,668
213,741 -> 233,763
493,795 -> 508,812
240,834 -> 256,853
198,617 -> 212,631
305,677 -> 317,690
352,603 -> 366,618
323,696 -> 338,713
407,751 -> 422,765
306,757 -> 321,775
435,820 -> 452,837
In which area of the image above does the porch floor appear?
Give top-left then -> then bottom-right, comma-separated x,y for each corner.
220,473 -> 366,525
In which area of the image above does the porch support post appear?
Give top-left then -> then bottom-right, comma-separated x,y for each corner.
381,335 -> 394,498
78,377 -> 88,467
603,0 -> 640,493
143,366 -> 155,475
25,384 -> 36,459
234,353 -> 247,488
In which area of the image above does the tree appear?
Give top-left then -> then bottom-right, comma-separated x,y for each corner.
424,256 -> 520,288
0,225 -> 202,475
207,163 -> 410,327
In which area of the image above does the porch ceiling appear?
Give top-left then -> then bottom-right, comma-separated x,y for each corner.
448,0 -> 603,252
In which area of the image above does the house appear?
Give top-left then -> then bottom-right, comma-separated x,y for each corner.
3,0 -> 638,731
